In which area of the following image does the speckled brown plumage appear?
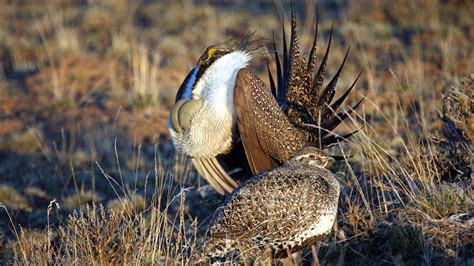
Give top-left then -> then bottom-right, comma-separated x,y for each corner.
235,69 -> 306,167
285,7 -> 306,106
268,7 -> 363,142
199,146 -> 340,263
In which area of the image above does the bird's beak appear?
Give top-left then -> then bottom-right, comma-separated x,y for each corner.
325,156 -> 336,168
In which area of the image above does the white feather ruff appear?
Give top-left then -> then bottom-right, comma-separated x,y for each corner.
170,51 -> 250,158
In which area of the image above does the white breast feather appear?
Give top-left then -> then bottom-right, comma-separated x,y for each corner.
170,50 -> 250,158
193,51 -> 250,115
295,209 -> 337,241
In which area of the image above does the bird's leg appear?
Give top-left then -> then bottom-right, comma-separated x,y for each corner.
291,251 -> 302,265
311,244 -> 320,266
279,250 -> 302,266
280,256 -> 295,266
265,248 -> 274,266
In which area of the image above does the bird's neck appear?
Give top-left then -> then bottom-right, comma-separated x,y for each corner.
193,51 -> 250,116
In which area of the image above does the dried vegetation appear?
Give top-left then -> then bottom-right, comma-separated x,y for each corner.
0,0 -> 472,264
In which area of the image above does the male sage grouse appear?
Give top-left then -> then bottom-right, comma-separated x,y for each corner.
198,146 -> 340,263
168,7 -> 363,194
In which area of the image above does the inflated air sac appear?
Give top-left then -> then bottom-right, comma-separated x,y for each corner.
169,99 -> 204,133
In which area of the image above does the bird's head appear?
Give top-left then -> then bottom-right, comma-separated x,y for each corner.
169,35 -> 262,134
174,34 -> 263,103
290,146 -> 336,169
173,45 -> 234,102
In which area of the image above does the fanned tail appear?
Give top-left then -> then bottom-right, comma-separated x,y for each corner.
286,3 -> 306,104
267,3 -> 363,149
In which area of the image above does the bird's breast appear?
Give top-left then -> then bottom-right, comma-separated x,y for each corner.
170,103 -> 234,158
169,50 -> 249,158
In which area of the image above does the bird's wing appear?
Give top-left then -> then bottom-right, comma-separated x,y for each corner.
191,157 -> 238,195
234,68 -> 304,175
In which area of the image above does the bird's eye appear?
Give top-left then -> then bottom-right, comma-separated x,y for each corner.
308,154 -> 316,159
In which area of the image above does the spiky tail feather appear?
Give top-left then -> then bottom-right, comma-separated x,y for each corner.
267,4 -> 364,149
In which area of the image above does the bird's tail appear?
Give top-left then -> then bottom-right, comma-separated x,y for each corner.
268,3 -> 364,149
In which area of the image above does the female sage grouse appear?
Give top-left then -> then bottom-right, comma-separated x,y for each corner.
168,7 -> 362,194
198,146 -> 339,263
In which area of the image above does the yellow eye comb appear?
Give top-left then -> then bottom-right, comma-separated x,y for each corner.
207,47 -> 217,58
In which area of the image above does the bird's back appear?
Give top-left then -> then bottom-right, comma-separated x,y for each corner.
206,164 -> 340,259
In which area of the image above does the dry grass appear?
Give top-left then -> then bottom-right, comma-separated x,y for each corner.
330,75 -> 473,264
0,0 -> 472,264
4,150 -> 200,265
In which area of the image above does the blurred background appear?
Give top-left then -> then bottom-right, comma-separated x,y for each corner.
0,0 -> 472,264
